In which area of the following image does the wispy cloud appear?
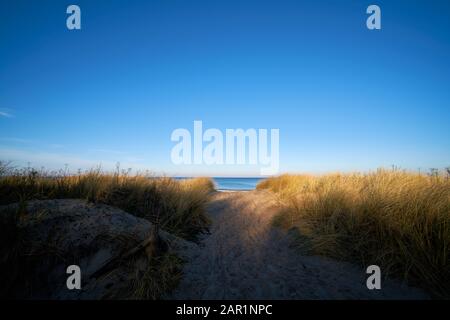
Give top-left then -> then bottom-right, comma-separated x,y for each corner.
0,108 -> 14,118
0,138 -> 66,150
0,111 -> 14,118
0,137 -> 32,143
49,143 -> 65,149
0,147 -> 152,173
90,148 -> 145,163
91,148 -> 127,155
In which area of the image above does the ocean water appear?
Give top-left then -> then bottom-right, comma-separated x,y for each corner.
213,177 -> 265,191
174,177 -> 265,191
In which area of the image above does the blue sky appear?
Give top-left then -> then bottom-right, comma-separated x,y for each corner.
1,0 -> 449,176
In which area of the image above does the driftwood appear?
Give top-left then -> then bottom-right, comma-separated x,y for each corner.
90,226 -> 162,280
0,199 -> 176,299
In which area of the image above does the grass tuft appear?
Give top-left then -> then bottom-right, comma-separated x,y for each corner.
0,161 -> 215,299
257,170 -> 450,298
0,162 -> 215,240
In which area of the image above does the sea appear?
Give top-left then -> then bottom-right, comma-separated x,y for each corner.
212,177 -> 265,191
175,177 -> 265,191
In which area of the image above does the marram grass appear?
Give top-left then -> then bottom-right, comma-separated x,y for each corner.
257,170 -> 450,298
0,162 -> 215,299
0,163 -> 215,240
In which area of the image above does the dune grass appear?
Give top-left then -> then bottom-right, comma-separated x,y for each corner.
0,161 -> 215,299
128,252 -> 183,300
257,170 -> 450,298
0,162 -> 215,240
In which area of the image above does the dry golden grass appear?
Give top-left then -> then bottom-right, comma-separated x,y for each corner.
257,170 -> 450,298
128,252 -> 183,300
0,163 -> 215,240
0,162 -> 215,299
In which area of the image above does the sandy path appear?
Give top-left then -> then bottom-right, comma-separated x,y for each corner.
170,191 -> 428,300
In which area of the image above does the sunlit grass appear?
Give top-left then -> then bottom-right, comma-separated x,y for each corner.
0,161 -> 215,299
257,169 -> 450,298
0,162 -> 215,240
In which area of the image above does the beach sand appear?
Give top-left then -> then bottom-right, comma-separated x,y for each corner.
170,191 -> 428,299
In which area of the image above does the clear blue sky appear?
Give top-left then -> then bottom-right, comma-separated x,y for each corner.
1,0 -> 449,176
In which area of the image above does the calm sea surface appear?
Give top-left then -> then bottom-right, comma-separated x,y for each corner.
175,177 -> 265,191
213,177 -> 264,191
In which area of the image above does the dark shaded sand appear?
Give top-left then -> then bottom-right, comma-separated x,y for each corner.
170,191 -> 428,300
1,199 -> 194,299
